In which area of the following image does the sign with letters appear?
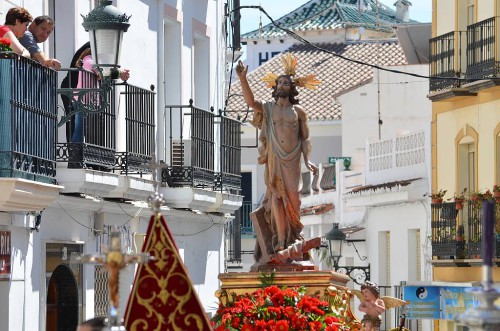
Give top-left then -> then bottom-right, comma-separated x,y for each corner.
403,285 -> 480,320
328,156 -> 351,164
0,230 -> 11,279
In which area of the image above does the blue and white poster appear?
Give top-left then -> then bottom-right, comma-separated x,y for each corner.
440,286 -> 480,320
403,286 -> 441,319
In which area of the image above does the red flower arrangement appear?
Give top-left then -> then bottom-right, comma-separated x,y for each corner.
211,285 -> 360,331
0,37 -> 12,52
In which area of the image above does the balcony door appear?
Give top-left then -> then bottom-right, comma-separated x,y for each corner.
457,137 -> 476,195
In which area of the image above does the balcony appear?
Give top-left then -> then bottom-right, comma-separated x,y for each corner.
55,70 -> 156,200
0,54 -> 62,211
428,30 -> 476,101
161,100 -> 242,212
429,16 -> 500,101
344,131 -> 428,207
431,200 -> 500,262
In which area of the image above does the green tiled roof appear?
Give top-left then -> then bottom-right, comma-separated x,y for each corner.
242,0 -> 417,40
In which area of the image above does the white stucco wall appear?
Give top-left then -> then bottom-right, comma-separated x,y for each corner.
340,64 -> 431,161
0,0 -> 231,329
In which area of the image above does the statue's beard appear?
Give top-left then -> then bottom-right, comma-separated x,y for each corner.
276,89 -> 289,98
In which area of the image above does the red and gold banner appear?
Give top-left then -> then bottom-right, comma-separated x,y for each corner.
124,214 -> 212,331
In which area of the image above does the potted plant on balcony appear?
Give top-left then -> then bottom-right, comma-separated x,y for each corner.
493,184 -> 500,202
471,190 -> 493,203
451,188 -> 467,210
0,37 -> 13,58
425,189 -> 447,204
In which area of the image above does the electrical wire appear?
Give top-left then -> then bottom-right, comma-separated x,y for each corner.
115,202 -> 144,227
171,214 -> 224,236
56,201 -> 94,231
231,5 -> 474,82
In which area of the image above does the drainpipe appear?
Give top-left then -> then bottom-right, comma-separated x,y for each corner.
233,0 -> 241,51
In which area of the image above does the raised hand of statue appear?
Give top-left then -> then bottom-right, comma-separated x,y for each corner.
235,60 -> 248,79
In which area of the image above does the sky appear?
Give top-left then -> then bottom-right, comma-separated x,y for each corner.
239,0 -> 432,34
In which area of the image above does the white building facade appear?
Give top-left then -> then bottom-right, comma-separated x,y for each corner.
0,0 -> 241,330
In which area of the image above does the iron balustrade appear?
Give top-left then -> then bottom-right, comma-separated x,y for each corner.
431,200 -> 500,259
226,202 -> 258,262
56,69 -> 116,170
226,208 -> 242,262
0,54 -> 57,184
162,100 -> 215,189
429,31 -> 466,91
240,201 -> 256,235
114,84 -> 155,175
216,114 -> 241,194
466,17 -> 499,79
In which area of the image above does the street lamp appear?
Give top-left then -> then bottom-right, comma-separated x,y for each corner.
324,223 -> 370,286
57,0 -> 131,126
325,223 -> 345,267
82,0 -> 130,77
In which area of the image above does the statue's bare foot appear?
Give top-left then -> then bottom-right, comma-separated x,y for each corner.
274,240 -> 285,252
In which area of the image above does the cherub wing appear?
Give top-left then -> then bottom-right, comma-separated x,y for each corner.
350,289 -> 364,302
381,296 -> 409,309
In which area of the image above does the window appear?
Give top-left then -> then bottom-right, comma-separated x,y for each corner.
467,1 -> 475,26
456,126 -> 478,195
494,123 -> 500,183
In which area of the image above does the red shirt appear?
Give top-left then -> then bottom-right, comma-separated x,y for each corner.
0,25 -> 11,38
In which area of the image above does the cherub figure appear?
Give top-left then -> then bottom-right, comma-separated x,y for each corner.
352,281 -> 409,331
358,281 -> 386,331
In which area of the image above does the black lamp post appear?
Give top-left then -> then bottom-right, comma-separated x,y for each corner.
325,223 -> 345,268
57,1 -> 130,126
324,223 -> 370,286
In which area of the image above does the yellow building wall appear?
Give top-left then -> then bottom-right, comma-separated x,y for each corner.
435,92 -> 500,195
433,266 -> 500,282
435,0 -> 456,36
477,0 -> 495,22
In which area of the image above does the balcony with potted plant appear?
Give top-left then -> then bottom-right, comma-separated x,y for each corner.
451,188 -> 467,210
426,189 -> 447,204
493,184 -> 500,202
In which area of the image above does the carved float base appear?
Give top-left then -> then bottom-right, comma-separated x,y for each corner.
215,270 -> 362,329
250,260 -> 316,272
216,270 -> 350,305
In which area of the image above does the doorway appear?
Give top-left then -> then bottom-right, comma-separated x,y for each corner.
46,264 -> 79,331
45,242 -> 83,331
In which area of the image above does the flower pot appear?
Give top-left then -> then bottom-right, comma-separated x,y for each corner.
455,198 -> 464,210
431,198 -> 443,204
494,191 -> 500,203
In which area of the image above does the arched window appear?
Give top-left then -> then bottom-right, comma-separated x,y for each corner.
493,123 -> 500,184
455,125 -> 478,195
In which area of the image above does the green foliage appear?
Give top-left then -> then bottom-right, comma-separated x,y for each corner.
258,271 -> 276,288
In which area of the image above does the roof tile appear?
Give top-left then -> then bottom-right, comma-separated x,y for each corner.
226,40 -> 407,122
242,0 -> 416,40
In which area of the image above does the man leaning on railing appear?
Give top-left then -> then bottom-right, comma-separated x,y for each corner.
19,15 -> 61,70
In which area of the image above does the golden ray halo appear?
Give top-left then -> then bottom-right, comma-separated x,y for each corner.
260,52 -> 321,90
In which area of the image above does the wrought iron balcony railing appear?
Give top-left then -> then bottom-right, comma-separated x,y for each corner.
162,100 -> 216,189
56,69 -> 116,170
429,31 -> 467,91
114,84 -> 155,175
0,54 -> 57,184
431,200 -> 500,260
161,100 -> 242,191
466,16 -> 499,80
429,17 -> 500,92
215,114 -> 241,194
56,71 -> 155,174
226,201 -> 257,262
